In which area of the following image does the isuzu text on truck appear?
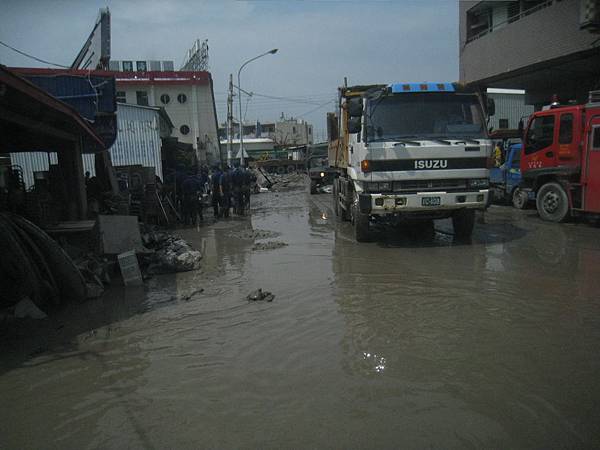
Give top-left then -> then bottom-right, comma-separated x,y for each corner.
520,90 -> 600,223
328,82 -> 494,241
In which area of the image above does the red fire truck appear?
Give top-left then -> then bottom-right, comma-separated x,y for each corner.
520,91 -> 600,222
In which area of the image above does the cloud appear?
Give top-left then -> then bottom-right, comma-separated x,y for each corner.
0,0 -> 459,134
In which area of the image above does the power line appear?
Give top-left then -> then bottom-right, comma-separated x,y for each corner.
0,39 -> 70,68
296,100 -> 336,118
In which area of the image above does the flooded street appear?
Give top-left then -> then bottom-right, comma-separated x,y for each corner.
2,181 -> 600,449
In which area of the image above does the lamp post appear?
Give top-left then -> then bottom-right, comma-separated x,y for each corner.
237,48 -> 278,167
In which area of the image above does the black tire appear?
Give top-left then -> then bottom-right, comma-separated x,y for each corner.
512,187 -> 527,210
352,199 -> 371,242
536,182 -> 569,222
333,180 -> 339,217
452,209 -> 475,239
485,190 -> 493,208
310,179 -> 317,195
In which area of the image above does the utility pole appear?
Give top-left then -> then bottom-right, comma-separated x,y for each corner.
227,73 -> 233,167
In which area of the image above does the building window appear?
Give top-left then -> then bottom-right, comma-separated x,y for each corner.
559,114 -> 573,144
292,126 -> 297,134
180,125 -> 190,135
136,91 -> 149,106
177,93 -> 187,104
136,61 -> 147,72
308,126 -> 312,135
160,94 -> 170,105
116,91 -> 126,103
499,119 -> 509,129
122,61 -> 133,72
466,9 -> 491,41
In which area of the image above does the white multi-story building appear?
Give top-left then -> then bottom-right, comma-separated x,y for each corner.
218,116 -> 313,147
111,60 -> 221,165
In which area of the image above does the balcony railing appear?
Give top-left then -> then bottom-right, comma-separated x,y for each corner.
466,0 -> 555,44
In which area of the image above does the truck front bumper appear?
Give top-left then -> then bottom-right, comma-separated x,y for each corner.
359,190 -> 489,214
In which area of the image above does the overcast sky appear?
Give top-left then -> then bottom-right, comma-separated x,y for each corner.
0,0 -> 459,140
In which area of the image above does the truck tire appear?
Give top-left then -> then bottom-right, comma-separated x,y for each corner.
352,200 -> 371,242
334,179 -> 349,221
452,209 -> 475,239
536,182 -> 569,222
333,180 -> 340,216
512,187 -> 527,210
310,179 -> 317,195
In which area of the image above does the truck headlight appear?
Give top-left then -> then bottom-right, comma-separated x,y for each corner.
468,178 -> 489,188
320,172 -> 325,178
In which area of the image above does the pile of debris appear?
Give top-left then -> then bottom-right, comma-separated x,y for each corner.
140,227 -> 202,275
0,212 -> 87,316
268,173 -> 306,192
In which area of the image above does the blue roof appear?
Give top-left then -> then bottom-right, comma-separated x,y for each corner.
389,82 -> 455,93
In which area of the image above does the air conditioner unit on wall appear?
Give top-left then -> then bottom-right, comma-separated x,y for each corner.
580,0 -> 600,32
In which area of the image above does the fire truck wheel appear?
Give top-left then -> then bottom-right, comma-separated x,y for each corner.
310,179 -> 317,195
536,182 -> 569,222
452,209 -> 475,239
512,188 -> 528,210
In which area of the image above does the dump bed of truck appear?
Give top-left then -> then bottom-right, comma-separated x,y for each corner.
327,84 -> 385,170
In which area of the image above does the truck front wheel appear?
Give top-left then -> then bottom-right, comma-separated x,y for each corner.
310,179 -> 317,194
352,201 -> 371,242
452,209 -> 475,239
512,187 -> 527,209
536,182 -> 569,222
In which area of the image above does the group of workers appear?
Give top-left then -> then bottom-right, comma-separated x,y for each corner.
178,165 -> 257,225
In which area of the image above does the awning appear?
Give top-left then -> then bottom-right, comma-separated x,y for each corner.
0,65 -> 106,153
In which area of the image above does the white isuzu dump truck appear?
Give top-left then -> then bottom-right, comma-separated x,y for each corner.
328,82 -> 494,241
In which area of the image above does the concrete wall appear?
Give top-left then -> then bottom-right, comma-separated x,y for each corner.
460,0 -> 599,84
274,119 -> 313,146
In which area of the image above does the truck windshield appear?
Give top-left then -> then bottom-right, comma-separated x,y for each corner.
366,93 -> 486,141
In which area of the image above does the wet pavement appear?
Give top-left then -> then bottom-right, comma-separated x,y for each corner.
2,180 -> 600,449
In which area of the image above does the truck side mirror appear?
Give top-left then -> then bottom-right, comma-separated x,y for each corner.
487,98 -> 496,117
347,98 -> 363,117
348,117 -> 362,134
518,118 -> 524,137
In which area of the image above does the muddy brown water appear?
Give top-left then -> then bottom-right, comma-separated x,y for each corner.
2,183 -> 600,449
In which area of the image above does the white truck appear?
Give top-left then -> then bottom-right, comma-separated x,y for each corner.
328,82 -> 494,241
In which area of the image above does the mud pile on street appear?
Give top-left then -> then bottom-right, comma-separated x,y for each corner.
268,173 -> 306,192
229,229 -> 280,240
228,228 -> 288,251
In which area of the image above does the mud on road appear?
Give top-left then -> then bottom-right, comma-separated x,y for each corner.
2,178 -> 600,449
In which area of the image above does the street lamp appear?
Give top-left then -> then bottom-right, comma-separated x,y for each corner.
237,48 -> 278,167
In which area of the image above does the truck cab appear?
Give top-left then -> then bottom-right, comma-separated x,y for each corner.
330,82 -> 493,241
520,92 -> 600,222
489,143 -> 532,209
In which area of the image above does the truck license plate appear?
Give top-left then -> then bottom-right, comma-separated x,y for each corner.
421,196 -> 441,206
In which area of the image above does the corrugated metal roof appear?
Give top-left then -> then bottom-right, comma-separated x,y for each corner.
11,103 -> 164,187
